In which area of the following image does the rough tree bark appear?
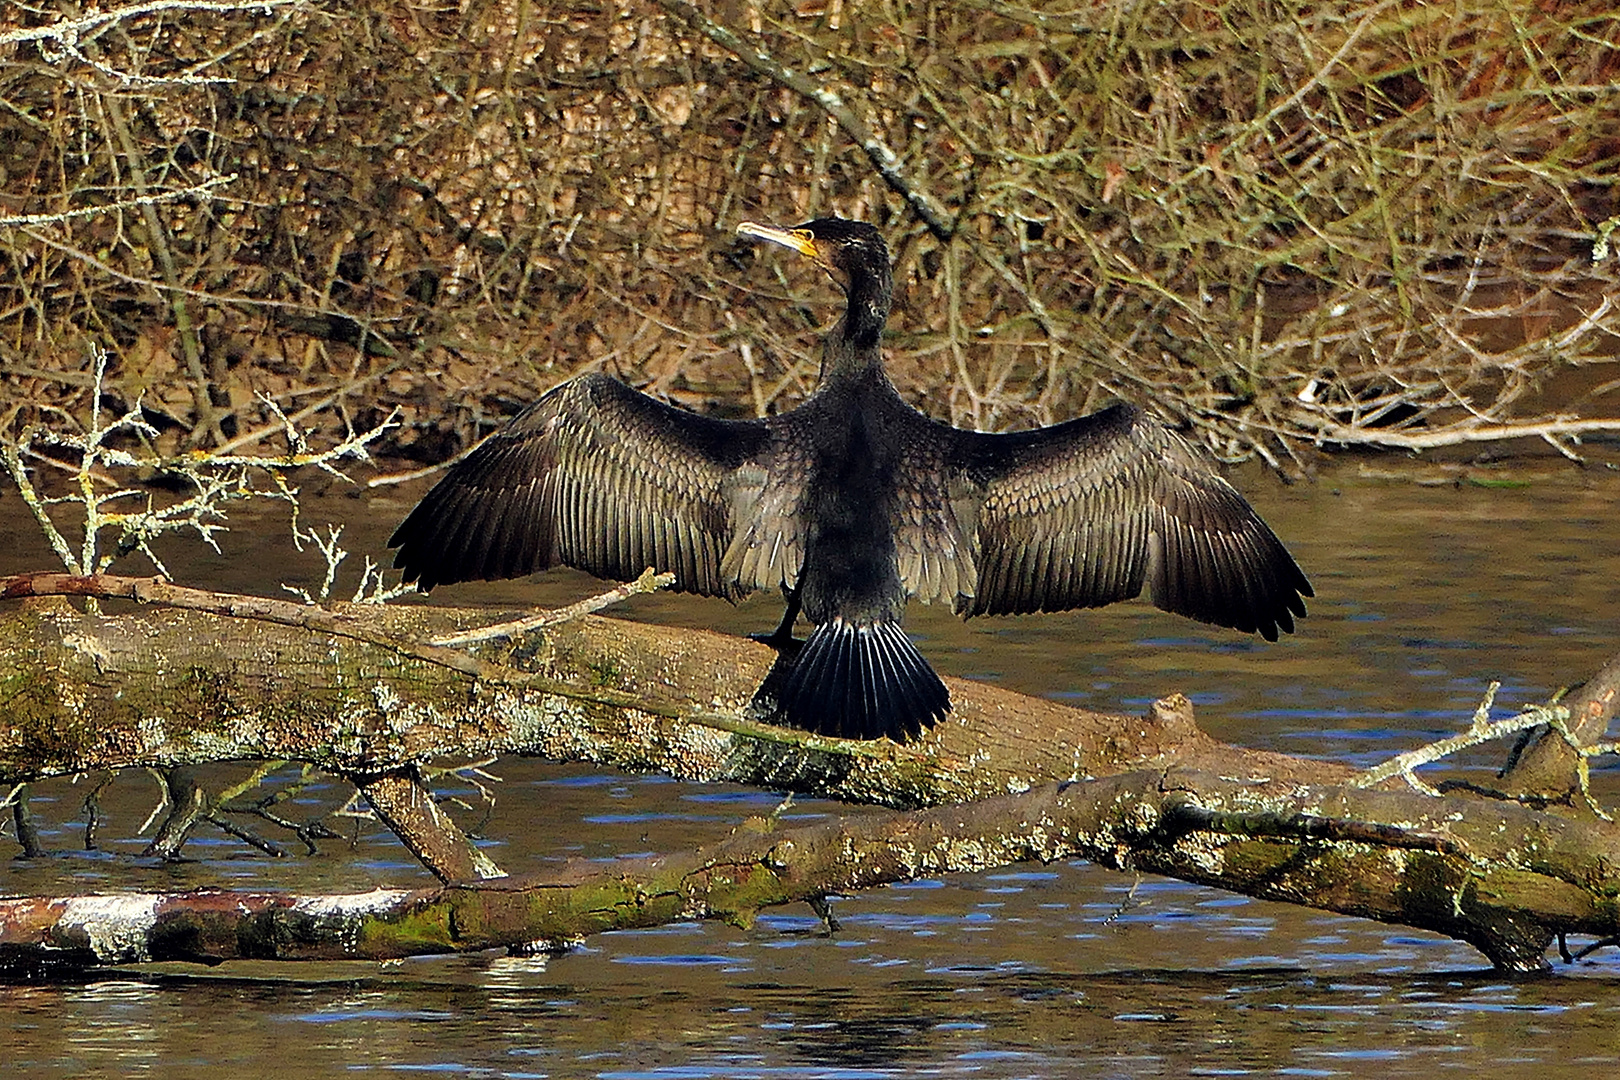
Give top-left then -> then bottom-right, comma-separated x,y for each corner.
1,572 -> 1617,974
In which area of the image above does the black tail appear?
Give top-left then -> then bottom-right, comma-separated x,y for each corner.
766,618 -> 950,742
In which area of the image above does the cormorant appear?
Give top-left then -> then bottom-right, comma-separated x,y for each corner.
389,217 -> 1312,743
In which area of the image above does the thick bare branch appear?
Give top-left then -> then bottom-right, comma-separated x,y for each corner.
0,574 -> 1340,807
357,771 -> 505,883
0,0 -> 300,49
5,767 -> 1614,973
1495,654 -> 1620,804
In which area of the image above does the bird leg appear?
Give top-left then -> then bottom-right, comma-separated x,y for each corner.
750,584 -> 804,653
747,585 -> 806,723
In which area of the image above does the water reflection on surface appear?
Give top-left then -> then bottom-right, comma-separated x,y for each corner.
6,462 -> 1620,1076
9,957 -> 1620,1077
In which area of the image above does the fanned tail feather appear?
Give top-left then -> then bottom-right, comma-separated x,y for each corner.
775,619 -> 950,742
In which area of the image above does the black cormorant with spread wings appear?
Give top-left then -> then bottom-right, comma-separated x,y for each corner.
390,218 -> 1312,742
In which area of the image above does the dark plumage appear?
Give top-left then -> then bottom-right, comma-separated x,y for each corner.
390,217 -> 1312,742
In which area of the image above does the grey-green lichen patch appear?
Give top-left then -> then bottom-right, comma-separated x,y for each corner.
292,887 -> 416,953
292,887 -> 415,918
61,629 -> 115,672
587,657 -> 621,687
667,723 -> 741,781
57,893 -> 162,962
1168,831 -> 1230,876
496,689 -> 600,759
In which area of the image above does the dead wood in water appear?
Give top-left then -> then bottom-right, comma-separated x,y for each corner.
3,766 -> 1615,973
2,572 -> 1619,974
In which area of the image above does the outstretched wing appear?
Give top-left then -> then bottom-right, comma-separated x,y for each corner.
953,404 -> 1311,639
390,372 -> 770,596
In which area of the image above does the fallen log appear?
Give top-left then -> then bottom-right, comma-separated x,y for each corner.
3,767 -> 1615,974
2,572 -> 1617,973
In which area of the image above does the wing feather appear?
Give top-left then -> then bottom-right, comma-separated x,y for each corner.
719,436 -> 807,595
391,372 -> 770,595
849,401 -> 980,610
955,403 -> 1312,637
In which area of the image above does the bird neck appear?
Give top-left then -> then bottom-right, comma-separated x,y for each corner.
820,331 -> 892,387
842,269 -> 891,347
819,344 -> 898,396
822,262 -> 892,380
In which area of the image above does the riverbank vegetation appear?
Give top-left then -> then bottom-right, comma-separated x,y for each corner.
1,0 -> 1616,476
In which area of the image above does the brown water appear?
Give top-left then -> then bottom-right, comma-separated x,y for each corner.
5,459 -> 1620,1077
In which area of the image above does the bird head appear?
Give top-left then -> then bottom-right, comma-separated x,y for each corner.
736,218 -> 889,296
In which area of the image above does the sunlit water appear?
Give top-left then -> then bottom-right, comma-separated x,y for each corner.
5,457 -> 1620,1077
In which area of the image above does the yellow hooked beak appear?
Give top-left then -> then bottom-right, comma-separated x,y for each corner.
736,221 -> 820,262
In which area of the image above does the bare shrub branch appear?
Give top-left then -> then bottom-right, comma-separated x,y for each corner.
4,0 -> 1613,473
